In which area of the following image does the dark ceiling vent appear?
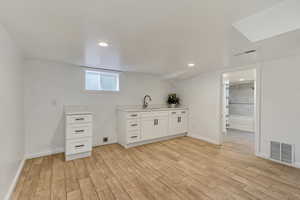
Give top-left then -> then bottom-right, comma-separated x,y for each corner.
234,49 -> 257,57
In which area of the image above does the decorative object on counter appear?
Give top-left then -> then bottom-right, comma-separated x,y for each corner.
143,94 -> 152,109
167,94 -> 180,108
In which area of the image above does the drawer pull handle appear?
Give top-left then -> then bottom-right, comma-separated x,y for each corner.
131,114 -> 138,117
130,136 -> 138,139
172,112 -> 177,114
75,118 -> 84,121
181,111 -> 186,114
75,130 -> 84,133
75,144 -> 84,148
131,124 -> 138,127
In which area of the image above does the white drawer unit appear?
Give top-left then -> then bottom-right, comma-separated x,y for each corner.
66,114 -> 92,124
64,108 -> 93,161
126,112 -> 140,119
117,107 -> 188,148
127,130 -> 140,143
66,124 -> 92,139
126,119 -> 140,131
66,137 -> 92,155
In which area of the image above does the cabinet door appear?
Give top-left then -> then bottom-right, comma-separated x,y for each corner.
168,114 -> 180,135
153,117 -> 168,138
141,117 -> 168,140
178,114 -> 188,133
141,118 -> 154,141
168,111 -> 188,135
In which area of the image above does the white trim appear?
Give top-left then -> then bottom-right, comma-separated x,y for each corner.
125,133 -> 187,148
295,162 -> 300,169
256,152 -> 268,159
219,66 -> 261,155
188,134 -> 220,145
257,153 -> 300,169
26,148 -> 64,159
255,66 -> 262,155
25,141 -> 118,159
4,158 -> 26,200
93,140 -> 118,147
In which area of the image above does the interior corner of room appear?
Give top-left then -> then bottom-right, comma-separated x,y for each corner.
2,0 -> 300,199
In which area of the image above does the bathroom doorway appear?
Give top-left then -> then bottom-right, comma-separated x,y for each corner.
221,68 -> 258,155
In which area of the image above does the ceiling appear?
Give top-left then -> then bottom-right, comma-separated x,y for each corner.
1,0 -> 297,79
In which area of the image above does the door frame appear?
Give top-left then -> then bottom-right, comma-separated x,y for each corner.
219,64 -> 262,156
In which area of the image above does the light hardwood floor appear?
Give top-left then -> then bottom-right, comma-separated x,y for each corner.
12,136 -> 300,200
223,129 -> 255,155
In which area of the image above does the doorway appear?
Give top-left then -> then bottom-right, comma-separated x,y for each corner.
221,68 -> 258,155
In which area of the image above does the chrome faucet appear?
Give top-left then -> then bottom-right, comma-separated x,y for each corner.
143,95 -> 152,108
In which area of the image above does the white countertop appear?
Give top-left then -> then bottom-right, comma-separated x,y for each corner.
64,105 -> 92,115
117,105 -> 188,112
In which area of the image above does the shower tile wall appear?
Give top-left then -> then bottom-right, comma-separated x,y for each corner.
229,82 -> 254,116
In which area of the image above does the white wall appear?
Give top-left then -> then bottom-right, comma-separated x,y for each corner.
175,54 -> 300,166
0,25 -> 24,199
24,59 -> 173,157
260,55 -> 300,164
175,72 -> 221,144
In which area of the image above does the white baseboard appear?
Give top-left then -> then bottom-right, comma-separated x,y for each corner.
4,158 -> 25,200
125,133 -> 187,148
94,140 -> 118,147
188,134 -> 220,145
257,152 -> 300,169
295,162 -> 300,169
26,141 -> 118,159
256,152 -> 268,159
26,147 -> 64,159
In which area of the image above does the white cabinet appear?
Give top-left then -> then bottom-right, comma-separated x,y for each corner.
168,110 -> 188,135
65,108 -> 93,161
117,108 -> 188,148
141,112 -> 168,140
117,112 -> 141,146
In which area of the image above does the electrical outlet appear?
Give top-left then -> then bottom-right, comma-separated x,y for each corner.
103,137 -> 108,143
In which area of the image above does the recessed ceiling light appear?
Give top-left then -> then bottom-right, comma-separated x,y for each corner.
188,63 -> 195,67
98,42 -> 109,47
239,78 -> 245,81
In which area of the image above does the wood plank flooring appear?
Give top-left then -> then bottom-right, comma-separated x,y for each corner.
223,129 -> 255,155
12,136 -> 300,200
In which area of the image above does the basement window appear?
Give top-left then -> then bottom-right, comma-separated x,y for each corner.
85,70 -> 119,92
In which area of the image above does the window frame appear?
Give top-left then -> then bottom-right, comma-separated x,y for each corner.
84,69 -> 120,93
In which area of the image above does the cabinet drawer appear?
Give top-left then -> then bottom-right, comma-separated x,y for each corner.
179,110 -> 188,115
126,120 -> 140,131
141,111 -> 168,118
169,110 -> 188,116
127,130 -> 140,143
126,112 -> 140,119
66,138 -> 92,155
66,124 -> 92,139
169,111 -> 178,115
66,115 -> 92,124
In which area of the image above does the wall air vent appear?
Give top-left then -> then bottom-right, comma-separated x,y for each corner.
270,141 -> 294,164
270,141 -> 281,161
